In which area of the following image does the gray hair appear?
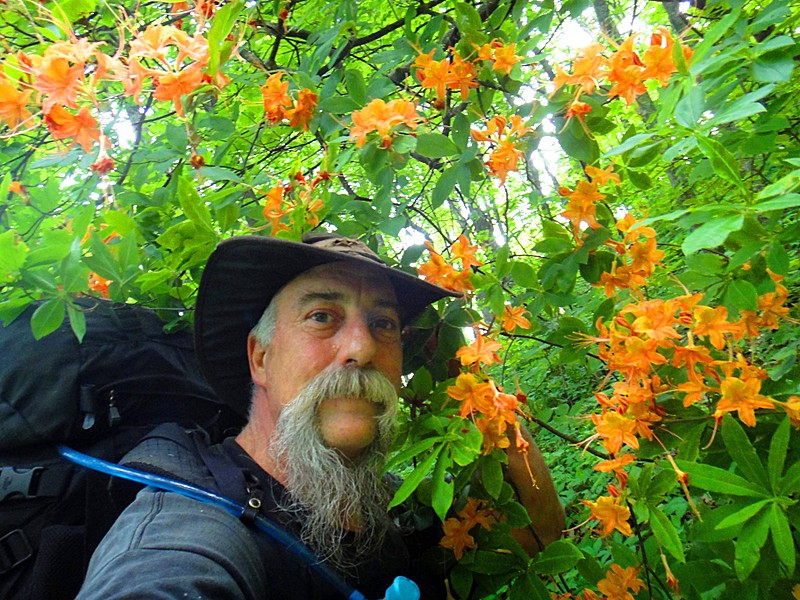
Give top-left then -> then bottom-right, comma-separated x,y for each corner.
251,297 -> 279,347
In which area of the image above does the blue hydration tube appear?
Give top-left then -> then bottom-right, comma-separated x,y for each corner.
59,445 -> 420,600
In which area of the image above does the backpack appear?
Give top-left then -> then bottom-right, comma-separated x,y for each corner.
0,297 -> 245,600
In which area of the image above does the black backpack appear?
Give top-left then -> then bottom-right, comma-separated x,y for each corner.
0,298 -> 245,600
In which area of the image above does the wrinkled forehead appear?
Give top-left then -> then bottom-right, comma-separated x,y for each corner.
276,261 -> 399,310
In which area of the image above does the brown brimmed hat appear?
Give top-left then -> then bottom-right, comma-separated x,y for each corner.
195,233 -> 459,417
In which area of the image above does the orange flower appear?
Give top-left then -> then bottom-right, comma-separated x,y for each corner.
45,105 -> 100,151
413,50 -> 450,101
627,238 -> 663,276
0,77 -> 33,130
8,181 -> 26,196
715,376 -> 774,427
642,28 -> 678,86
566,100 -> 592,120
560,179 -> 605,233
285,88 -> 318,130
456,332 -> 503,368
262,182 -> 292,234
592,411 -> 639,454
581,495 -> 633,537
417,242 -> 459,290
88,272 -> 112,298
440,517 -> 476,560
33,55 -> 84,113
486,139 -> 522,185
585,163 -> 621,186
450,235 -> 483,270
471,115 -> 532,185
692,306 -> 733,350
502,304 -> 531,333
447,373 -> 494,417
349,98 -> 424,148
597,564 -> 645,600
781,396 -> 800,429
446,51 -> 478,100
605,36 -> 647,105
153,63 -> 205,116
261,72 -> 292,123
457,498 -> 494,531
491,42 -> 523,74
594,453 -> 635,489
551,43 -> 608,95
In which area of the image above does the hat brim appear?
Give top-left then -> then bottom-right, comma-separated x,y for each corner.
195,236 -> 458,417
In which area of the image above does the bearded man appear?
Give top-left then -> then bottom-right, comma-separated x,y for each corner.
77,234 -> 564,599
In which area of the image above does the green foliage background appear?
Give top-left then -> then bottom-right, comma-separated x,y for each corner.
1,0 -> 798,597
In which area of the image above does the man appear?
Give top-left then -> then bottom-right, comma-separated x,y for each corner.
77,234 -> 564,599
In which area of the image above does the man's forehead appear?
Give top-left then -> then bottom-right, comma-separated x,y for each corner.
281,262 -> 398,306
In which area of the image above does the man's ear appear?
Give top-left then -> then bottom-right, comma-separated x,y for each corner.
247,334 -> 269,388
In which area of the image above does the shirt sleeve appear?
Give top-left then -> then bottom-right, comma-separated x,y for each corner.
76,488 -> 267,600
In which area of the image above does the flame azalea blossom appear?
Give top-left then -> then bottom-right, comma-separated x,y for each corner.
449,235 -> 482,270
456,333 -> 503,368
592,411 -> 639,454
457,498 -> 493,531
262,182 -> 292,234
597,564 -> 645,600
413,51 -> 451,101
552,43 -> 608,95
285,89 -> 318,130
566,100 -> 592,120
88,272 -> 112,297
8,181 -> 26,196
715,376 -> 774,427
560,180 -> 605,233
471,115 -> 532,185
642,28 -> 679,86
582,495 -> 633,537
502,304 -> 531,333
349,98 -> 424,148
477,40 -> 523,75
585,162 -> 621,186
44,105 -> 101,151
260,72 -> 292,123
0,77 -> 33,130
439,517 -> 476,560
447,373 -> 494,417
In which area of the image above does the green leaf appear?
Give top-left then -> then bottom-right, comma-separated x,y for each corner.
318,96 -> 361,114
530,540 -> 583,575
384,436 -> 442,472
0,231 -> 28,283
431,164 -> 461,208
780,458 -> 800,495
388,445 -> 442,509
751,49 -> 795,83
753,192 -> 800,212
676,460 -> 770,497
721,414 -> 770,490
470,550 -> 517,575
431,451 -> 454,522
415,133 -> 459,158
344,70 -> 367,106
681,213 -> 743,255
482,456 -> 504,499
695,136 -> 747,194
178,177 -> 214,232
734,508 -> 771,581
509,571 -> 550,600
206,0 -> 245,76
675,87 -> 706,128
603,133 -> 655,157
769,503 -> 795,571
66,300 -> 86,343
716,499 -> 770,529
768,417 -> 790,493
30,298 -> 65,340
649,505 -> 685,562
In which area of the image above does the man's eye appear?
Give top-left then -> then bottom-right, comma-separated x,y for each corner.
372,317 -> 398,332
308,311 -> 333,324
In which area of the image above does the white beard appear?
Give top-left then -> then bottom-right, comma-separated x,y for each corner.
269,366 -> 399,568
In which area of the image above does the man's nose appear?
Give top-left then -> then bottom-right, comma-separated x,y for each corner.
338,314 -> 378,368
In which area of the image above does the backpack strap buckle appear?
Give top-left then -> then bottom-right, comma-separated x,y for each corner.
0,529 -> 33,574
0,467 -> 43,502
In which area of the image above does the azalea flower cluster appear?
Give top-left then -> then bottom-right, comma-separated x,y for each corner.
576,270 -> 794,549
417,236 -> 534,454
348,98 -> 425,149
471,114 -> 533,185
260,72 -> 318,131
439,498 -> 494,560
411,40 -> 521,107
559,163 -> 664,296
553,27 -> 693,117
261,170 -> 330,235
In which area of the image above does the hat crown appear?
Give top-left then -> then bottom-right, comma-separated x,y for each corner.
302,233 -> 385,264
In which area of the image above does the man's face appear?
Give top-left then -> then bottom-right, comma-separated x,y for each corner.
250,262 -> 403,458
